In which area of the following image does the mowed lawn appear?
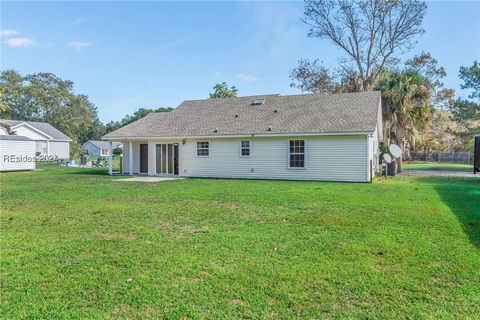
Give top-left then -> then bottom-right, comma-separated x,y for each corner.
1,167 -> 479,319
403,162 -> 473,172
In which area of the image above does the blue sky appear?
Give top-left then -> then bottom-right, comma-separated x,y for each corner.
1,1 -> 479,123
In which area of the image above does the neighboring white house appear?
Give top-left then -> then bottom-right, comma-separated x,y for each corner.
0,120 -> 71,159
0,133 -> 36,172
103,91 -> 383,182
82,140 -> 122,157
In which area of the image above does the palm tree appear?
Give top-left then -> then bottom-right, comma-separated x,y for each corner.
376,70 -> 432,171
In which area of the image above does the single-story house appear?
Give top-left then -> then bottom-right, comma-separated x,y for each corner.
82,140 -> 122,157
0,120 -> 71,159
103,91 -> 383,182
0,133 -> 36,172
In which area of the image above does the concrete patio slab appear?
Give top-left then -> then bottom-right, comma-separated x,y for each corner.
115,176 -> 184,182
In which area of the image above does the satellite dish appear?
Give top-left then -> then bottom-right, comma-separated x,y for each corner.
383,153 -> 392,163
389,144 -> 402,158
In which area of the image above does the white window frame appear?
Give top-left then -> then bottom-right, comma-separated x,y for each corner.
288,139 -> 306,169
239,140 -> 251,158
196,141 -> 210,157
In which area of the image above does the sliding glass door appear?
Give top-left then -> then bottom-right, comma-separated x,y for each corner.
155,143 -> 179,175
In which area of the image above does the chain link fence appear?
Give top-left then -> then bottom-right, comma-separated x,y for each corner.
402,151 -> 473,164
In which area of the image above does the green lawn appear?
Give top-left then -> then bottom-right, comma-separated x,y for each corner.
1,166 -> 479,319
403,162 -> 473,172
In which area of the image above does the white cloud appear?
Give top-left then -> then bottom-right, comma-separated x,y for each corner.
69,41 -> 92,50
0,30 -> 19,37
237,74 -> 260,82
5,37 -> 36,48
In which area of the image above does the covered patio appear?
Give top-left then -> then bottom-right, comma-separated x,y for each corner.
105,139 -> 180,176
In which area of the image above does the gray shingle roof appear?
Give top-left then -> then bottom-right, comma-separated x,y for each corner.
0,135 -> 33,141
0,120 -> 72,141
85,140 -> 122,149
103,91 -> 381,139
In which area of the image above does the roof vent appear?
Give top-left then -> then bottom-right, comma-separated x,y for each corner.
213,128 -> 218,133
267,126 -> 272,131
234,114 -> 239,118
273,109 -> 278,113
251,99 -> 265,106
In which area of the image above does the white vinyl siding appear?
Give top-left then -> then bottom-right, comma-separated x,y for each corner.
369,126 -> 380,175
48,141 -> 70,159
0,139 -> 36,172
179,135 -> 369,182
12,125 -> 50,140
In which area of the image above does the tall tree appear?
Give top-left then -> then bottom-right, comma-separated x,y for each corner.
420,109 -> 464,152
451,99 -> 480,150
291,0 -> 427,92
0,70 -> 102,155
290,59 -> 343,93
209,82 -> 238,99
447,62 -> 480,150
374,52 -> 455,169
459,61 -> 480,101
376,69 -> 432,170
405,52 -> 454,109
104,107 -> 173,133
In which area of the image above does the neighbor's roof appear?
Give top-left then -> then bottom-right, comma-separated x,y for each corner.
0,119 -> 72,141
0,135 -> 33,141
103,91 -> 381,139
84,140 -> 122,149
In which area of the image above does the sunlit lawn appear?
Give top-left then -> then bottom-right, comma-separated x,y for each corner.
1,166 -> 479,319
403,162 -> 473,172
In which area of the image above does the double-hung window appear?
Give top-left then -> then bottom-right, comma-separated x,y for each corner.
196,141 -> 209,157
240,140 -> 250,157
289,140 -> 305,168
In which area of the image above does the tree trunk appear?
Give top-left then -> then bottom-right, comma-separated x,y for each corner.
394,126 -> 404,174
397,139 -> 404,173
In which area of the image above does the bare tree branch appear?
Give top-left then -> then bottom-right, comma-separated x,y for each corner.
301,0 -> 427,91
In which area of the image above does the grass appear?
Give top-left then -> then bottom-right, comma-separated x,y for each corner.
403,162 -> 473,172
1,166 -> 479,319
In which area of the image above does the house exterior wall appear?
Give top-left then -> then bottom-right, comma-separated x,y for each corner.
180,135 -> 369,182
83,142 -> 102,157
122,142 -> 141,174
0,139 -> 36,172
12,124 -> 69,159
120,134 -> 374,182
12,125 -> 49,141
369,126 -> 380,176
49,141 -> 70,159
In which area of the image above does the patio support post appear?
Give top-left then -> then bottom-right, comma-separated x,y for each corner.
108,140 -> 113,175
148,140 -> 156,176
129,141 -> 133,175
